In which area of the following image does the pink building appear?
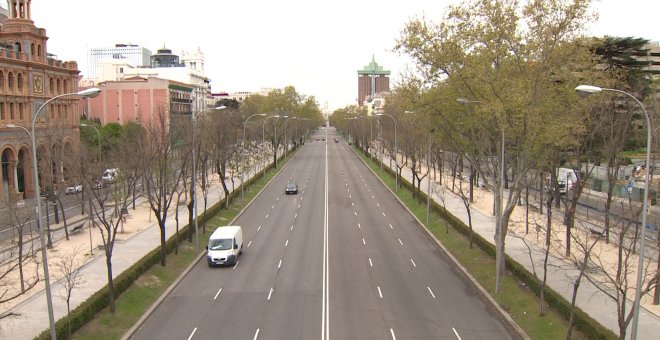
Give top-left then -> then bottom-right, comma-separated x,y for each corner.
80,76 -> 193,127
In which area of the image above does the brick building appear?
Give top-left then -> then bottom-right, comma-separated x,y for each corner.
357,56 -> 390,107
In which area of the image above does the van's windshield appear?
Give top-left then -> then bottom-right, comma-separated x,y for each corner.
209,238 -> 232,250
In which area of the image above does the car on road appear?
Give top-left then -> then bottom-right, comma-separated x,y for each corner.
285,182 -> 298,195
207,226 -> 243,267
334,138 -> 339,143
65,184 -> 82,195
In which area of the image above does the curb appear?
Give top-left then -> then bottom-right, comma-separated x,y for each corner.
122,150 -> 297,340
351,148 -> 530,340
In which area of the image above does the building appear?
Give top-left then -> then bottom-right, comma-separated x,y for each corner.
90,46 -> 210,114
357,56 -> 390,107
0,0 -> 83,200
88,43 -> 151,81
80,77 -> 193,128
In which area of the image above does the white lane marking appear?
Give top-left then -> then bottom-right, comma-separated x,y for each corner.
390,328 -> 397,340
278,259 -> 282,269
354,211 -> 357,216
291,224 -> 294,231
351,202 -> 354,207
187,328 -> 197,340
257,226 -> 262,231
369,258 -> 373,267
271,205 -> 275,209
428,286 -> 437,299
267,288 -> 274,300
377,286 -> 383,299
410,258 -> 416,267
322,139 -> 330,340
247,240 -> 253,247
295,213 -> 298,218
265,214 -> 269,219
285,240 -> 289,247
253,329 -> 260,340
298,204 -> 301,208
347,188 -> 350,192
372,195 -> 375,199
213,288 -> 223,300
398,239 -> 403,246
389,223 -> 393,229
453,327 -> 462,340
357,223 -> 361,229
377,202 -> 380,207
349,195 -> 352,199
362,238 -> 366,245
382,212 -> 386,217
277,197 -> 280,201
233,261 -> 240,270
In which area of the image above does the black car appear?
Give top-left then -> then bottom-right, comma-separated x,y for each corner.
285,182 -> 298,195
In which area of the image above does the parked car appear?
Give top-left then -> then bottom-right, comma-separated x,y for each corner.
65,184 -> 82,195
285,182 -> 298,195
102,168 -> 119,183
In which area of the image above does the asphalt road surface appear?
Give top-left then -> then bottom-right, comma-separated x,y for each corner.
130,127 -> 514,340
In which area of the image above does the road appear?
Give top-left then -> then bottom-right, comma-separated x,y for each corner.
129,127 -> 515,339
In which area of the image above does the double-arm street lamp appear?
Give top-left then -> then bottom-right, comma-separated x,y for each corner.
576,85 -> 652,339
376,113 -> 398,192
192,106 -> 225,251
241,113 -> 267,202
9,87 -> 101,340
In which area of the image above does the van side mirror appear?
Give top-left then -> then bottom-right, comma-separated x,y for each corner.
234,243 -> 239,249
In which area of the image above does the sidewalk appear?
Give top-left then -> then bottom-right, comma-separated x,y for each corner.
0,163 -> 261,339
374,150 -> 660,338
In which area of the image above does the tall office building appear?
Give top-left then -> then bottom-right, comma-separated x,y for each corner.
88,43 -> 151,80
357,55 -> 390,106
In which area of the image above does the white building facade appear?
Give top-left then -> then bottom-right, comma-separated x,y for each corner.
88,43 -> 151,81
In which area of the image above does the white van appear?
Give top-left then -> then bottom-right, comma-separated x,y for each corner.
206,226 -> 243,266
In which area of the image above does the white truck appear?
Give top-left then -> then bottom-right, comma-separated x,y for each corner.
206,226 -> 243,266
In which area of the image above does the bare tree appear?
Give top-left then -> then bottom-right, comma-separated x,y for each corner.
54,245 -> 85,338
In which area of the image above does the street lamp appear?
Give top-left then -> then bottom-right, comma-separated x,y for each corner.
191,106 -> 225,251
457,97 -> 505,294
274,116 -> 287,166
376,113 -> 398,192
8,87 -> 101,340
262,115 -> 280,170
241,113 -> 267,202
284,116 -> 297,159
576,84 -> 652,339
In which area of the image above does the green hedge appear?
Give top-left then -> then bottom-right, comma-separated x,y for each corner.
33,149 -> 296,340
363,149 -> 616,340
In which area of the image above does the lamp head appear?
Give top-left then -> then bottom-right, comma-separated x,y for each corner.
6,124 -> 16,128
77,87 -> 101,98
215,105 -> 227,110
258,113 -> 267,116
575,85 -> 602,98
281,115 -> 289,118
376,113 -> 383,116
80,123 -> 89,127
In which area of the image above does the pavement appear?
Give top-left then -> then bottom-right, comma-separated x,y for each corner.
0,158 -> 268,339
372,148 -> 660,339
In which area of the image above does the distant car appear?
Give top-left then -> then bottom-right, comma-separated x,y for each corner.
321,137 -> 326,141
316,137 -> 320,141
334,138 -> 339,143
285,182 -> 298,195
65,184 -> 82,195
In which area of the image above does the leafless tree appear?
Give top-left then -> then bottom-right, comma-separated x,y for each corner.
54,245 -> 85,338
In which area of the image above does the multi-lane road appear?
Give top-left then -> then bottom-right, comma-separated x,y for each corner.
130,127 -> 516,340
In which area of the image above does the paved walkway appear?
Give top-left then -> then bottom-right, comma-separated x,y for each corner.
0,159 -> 269,339
373,150 -> 660,339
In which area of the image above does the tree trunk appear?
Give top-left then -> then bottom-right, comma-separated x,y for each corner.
105,251 -> 116,313
57,197 -> 69,240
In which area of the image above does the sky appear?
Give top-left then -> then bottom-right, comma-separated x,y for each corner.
8,0 -> 660,112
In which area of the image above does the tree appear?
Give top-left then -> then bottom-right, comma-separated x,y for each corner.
395,0 -> 597,283
54,245 -> 85,339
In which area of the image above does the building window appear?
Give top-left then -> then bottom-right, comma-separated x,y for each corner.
8,72 -> 14,90
17,73 -> 23,90
49,77 -> 54,94
9,103 -> 14,120
0,71 -> 4,90
63,79 -> 68,93
31,43 -> 35,57
0,102 -> 4,120
18,103 -> 23,120
57,79 -> 61,94
37,45 -> 42,57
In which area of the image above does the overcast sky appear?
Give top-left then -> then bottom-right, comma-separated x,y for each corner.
11,0 -> 660,112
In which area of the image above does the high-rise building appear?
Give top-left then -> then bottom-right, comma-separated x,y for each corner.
88,43 -> 152,81
0,0 -> 83,199
357,56 -> 390,107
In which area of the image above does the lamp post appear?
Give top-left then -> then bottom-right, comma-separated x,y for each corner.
457,97 -> 506,293
284,116 -> 297,159
354,116 -> 373,154
9,87 -> 101,340
274,115 -> 287,166
262,115 -> 280,170
191,106 -> 225,251
576,85 -> 652,339
376,113 -> 398,192
242,113 -> 267,202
